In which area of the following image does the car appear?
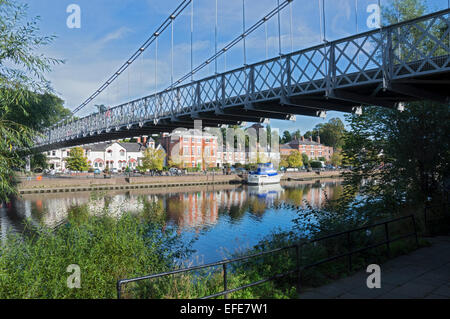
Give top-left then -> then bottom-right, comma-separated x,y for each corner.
169,167 -> 182,175
110,168 -> 119,174
93,169 -> 102,174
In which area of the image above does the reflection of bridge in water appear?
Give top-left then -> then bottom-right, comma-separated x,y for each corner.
1,181 -> 342,234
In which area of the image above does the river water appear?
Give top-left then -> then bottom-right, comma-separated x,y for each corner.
0,179 -> 343,263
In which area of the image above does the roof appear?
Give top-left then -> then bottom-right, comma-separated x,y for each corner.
288,139 -> 320,146
85,142 -> 146,152
118,142 -> 147,152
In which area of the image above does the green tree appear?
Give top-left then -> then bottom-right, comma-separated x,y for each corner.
302,153 -> 310,167
142,148 -> 165,171
287,150 -> 303,168
65,147 -> 89,172
330,150 -> 343,167
292,129 -> 301,140
3,93 -> 70,131
281,131 -> 292,144
279,156 -> 289,169
0,0 -> 61,201
315,118 -> 347,149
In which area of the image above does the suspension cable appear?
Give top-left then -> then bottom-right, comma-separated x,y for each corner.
277,0 -> 282,55
243,0 -> 247,65
215,0 -> 218,74
165,0 -> 293,91
63,0 -> 192,121
289,1 -> 293,52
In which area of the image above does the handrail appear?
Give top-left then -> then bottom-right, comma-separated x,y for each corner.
117,214 -> 419,299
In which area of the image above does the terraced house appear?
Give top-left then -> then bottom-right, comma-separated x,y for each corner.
280,136 -> 334,161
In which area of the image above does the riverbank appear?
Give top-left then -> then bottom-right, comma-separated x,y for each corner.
17,171 -> 344,194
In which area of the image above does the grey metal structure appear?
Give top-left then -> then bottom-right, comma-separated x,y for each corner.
35,9 -> 450,152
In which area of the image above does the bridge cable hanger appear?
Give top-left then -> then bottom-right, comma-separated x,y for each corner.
57,0 -> 193,124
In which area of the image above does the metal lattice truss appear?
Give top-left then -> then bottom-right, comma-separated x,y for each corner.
36,9 -> 450,151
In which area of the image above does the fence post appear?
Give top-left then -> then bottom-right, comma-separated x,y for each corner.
296,244 -> 301,295
412,215 -> 419,247
385,223 -> 390,258
223,263 -> 228,299
347,232 -> 352,273
117,281 -> 122,299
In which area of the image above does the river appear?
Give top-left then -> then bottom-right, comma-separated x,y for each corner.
0,179 -> 343,263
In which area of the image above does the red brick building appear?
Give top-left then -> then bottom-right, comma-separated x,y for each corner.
161,129 -> 218,169
280,136 -> 334,161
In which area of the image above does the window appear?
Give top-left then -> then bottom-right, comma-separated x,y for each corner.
52,151 -> 56,156
120,150 -> 125,157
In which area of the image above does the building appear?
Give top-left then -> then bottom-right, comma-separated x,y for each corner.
280,136 -> 334,161
161,129 -> 219,169
85,142 -> 150,170
45,140 -> 153,172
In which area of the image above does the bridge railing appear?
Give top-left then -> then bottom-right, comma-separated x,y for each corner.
37,9 -> 450,148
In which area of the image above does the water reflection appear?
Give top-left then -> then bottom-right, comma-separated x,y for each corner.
1,179 -> 342,236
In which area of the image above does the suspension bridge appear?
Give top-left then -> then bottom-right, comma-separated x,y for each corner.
34,1 -> 450,152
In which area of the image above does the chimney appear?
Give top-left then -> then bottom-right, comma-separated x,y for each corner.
317,136 -> 321,144
142,136 -> 148,145
136,137 -> 141,144
301,136 -> 305,142
309,136 -> 312,142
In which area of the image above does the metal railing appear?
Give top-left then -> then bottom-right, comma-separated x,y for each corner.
37,9 -> 450,149
117,214 -> 419,299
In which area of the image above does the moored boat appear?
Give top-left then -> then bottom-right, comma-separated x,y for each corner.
247,163 -> 281,185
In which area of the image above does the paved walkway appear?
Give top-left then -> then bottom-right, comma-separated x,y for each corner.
298,236 -> 450,299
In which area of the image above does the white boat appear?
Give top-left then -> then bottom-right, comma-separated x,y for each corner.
247,163 -> 281,185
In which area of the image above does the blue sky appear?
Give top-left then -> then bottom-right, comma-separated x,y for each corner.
25,0 -> 448,133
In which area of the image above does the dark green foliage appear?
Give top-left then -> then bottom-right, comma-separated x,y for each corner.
0,203 -> 191,299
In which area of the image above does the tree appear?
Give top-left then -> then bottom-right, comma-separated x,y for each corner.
287,151 -> 303,168
302,153 -> 310,167
3,93 -> 70,131
330,151 -> 343,167
0,0 -> 61,201
292,129 -> 301,140
315,118 -> 347,149
280,156 -> 289,169
65,147 -> 89,172
281,131 -> 292,144
142,148 -> 165,171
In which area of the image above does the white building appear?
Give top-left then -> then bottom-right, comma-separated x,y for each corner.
85,142 -> 149,171
45,140 -> 154,172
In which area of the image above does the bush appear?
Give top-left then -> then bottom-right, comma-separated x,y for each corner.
0,204 -> 190,299
310,161 -> 322,169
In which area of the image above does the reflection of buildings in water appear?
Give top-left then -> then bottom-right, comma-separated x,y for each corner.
166,189 -> 248,230
282,182 -> 340,209
89,195 -> 144,218
10,194 -> 147,227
